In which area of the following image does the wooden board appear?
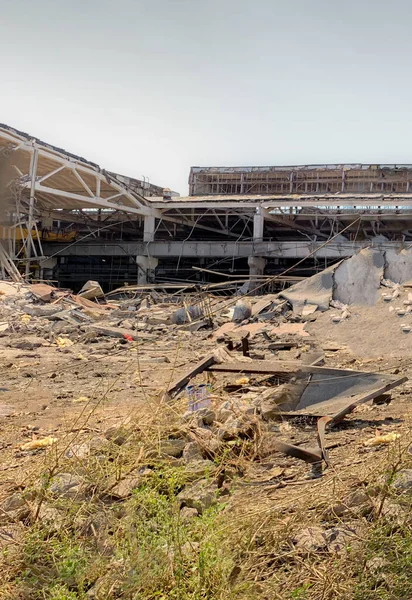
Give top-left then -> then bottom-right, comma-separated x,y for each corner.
166,354 -> 216,398
209,360 -> 302,375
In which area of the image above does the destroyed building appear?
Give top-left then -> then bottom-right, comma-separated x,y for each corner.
2,123 -> 412,290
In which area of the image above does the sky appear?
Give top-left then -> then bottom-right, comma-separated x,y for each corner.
1,0 -> 412,195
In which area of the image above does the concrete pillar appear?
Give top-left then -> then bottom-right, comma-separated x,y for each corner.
253,207 -> 264,242
136,255 -> 159,284
248,256 -> 266,277
143,215 -> 156,243
248,256 -> 266,292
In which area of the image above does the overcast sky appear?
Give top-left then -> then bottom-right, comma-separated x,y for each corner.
1,0 -> 412,194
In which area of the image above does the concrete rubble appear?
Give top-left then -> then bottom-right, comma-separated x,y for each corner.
0,263 -> 411,574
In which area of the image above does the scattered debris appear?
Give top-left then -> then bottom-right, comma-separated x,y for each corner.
20,437 -> 58,451
363,432 -> 401,447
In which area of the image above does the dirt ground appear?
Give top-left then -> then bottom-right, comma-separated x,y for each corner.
1,287 -> 412,599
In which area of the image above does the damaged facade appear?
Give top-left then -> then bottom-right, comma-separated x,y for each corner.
2,123 -> 412,289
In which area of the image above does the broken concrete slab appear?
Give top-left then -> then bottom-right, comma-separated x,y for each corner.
334,249 -> 384,306
78,280 -> 105,300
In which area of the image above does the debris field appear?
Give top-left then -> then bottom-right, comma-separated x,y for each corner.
2,255 -> 412,598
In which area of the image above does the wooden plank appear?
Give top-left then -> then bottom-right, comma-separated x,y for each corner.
251,295 -> 279,317
167,354 -> 216,398
89,324 -> 138,340
209,360 -> 301,375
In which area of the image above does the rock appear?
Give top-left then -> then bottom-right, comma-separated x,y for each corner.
392,469 -> 412,492
0,493 -> 29,524
120,319 -> 134,330
216,407 -> 234,424
183,442 -> 204,463
49,473 -> 85,499
159,439 -> 186,458
197,408 -> 216,426
172,305 -> 203,325
232,300 -> 252,322
188,427 -> 222,455
1,493 -> 25,512
104,426 -> 130,446
217,416 -> 256,441
110,476 -> 143,499
180,506 -> 199,521
89,437 -> 112,454
0,523 -> 25,557
293,527 -> 327,552
329,490 -> 372,519
184,460 -> 215,480
259,400 -> 281,421
181,541 -> 200,557
10,340 -> 44,350
378,500 -> 407,525
139,356 -> 170,364
38,504 -> 65,531
366,556 -> 387,574
257,384 -> 301,420
325,525 -> 358,553
178,479 -> 219,514
65,443 -> 91,459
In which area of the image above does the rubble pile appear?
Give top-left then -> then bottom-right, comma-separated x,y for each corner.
1,269 -> 412,598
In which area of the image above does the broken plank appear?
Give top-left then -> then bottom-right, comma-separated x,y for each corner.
166,354 -> 216,398
209,360 -> 301,375
89,324 -> 138,340
251,295 -> 279,317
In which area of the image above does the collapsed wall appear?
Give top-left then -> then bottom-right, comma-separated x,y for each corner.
279,247 -> 412,313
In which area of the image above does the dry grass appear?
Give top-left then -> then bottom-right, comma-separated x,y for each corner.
0,382 -> 412,599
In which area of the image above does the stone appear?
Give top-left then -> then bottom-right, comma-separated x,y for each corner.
180,506 -> 199,521
216,407 -> 234,424
178,479 -> 219,514
259,400 -> 281,421
189,428 -> 222,455
1,493 -> 25,512
120,319 -> 134,330
325,525 -> 358,553
49,473 -> 85,499
232,300 -> 252,322
65,443 -> 91,459
104,426 -> 130,446
110,476 -> 142,499
0,523 -> 25,557
181,541 -> 200,557
378,500 -> 407,525
183,442 -> 204,463
159,439 -> 186,457
257,384 -> 300,420
197,408 -> 216,426
217,416 -> 255,441
392,469 -> 412,492
38,504 -> 65,531
184,460 -> 215,480
172,305 -> 203,325
366,556 -> 387,574
329,490 -> 372,518
293,527 -> 327,552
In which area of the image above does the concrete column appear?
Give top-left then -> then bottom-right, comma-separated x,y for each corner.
248,256 -> 266,292
143,215 -> 156,243
136,255 -> 158,284
253,207 -> 264,242
248,256 -> 266,277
